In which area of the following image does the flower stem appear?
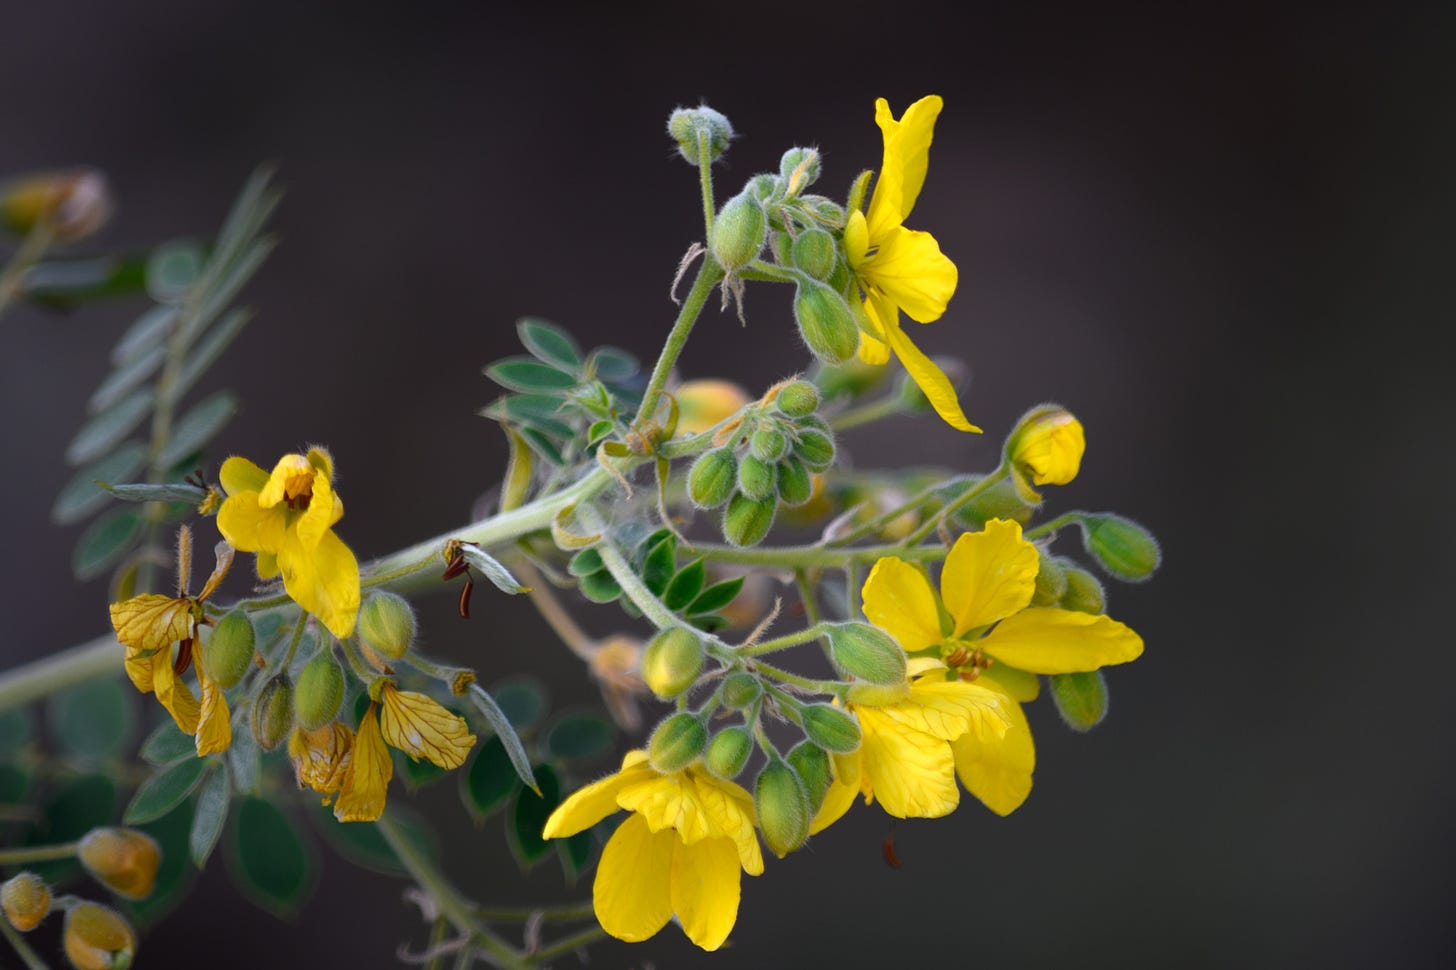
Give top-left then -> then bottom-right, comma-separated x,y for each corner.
514,560 -> 595,663
0,842 -> 78,864
751,659 -> 835,694
574,505 -> 678,632
901,465 -> 1009,547
472,901 -> 596,923
530,925 -> 609,963
1023,510 -> 1085,541
697,129 -> 716,241
694,540 -> 946,569
0,635 -> 115,714
0,916 -> 49,970
828,395 -> 904,433
0,224 -> 53,321
737,622 -> 833,659
828,479 -> 959,548
633,259 -> 723,430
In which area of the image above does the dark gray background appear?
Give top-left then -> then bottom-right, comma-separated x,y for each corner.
2,2 -> 1453,967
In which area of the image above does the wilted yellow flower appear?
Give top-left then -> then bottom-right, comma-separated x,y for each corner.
377,681 -> 476,770
217,447 -> 361,639
289,722 -> 354,802
543,750 -> 763,951
77,828 -> 161,901
333,703 -> 392,823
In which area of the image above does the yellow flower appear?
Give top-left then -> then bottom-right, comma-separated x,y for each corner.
217,447 -> 361,639
377,681 -> 476,770
333,703 -> 392,823
845,96 -> 979,434
289,722 -> 354,802
542,750 -> 763,951
1005,405 -> 1086,502
861,518 -> 1143,815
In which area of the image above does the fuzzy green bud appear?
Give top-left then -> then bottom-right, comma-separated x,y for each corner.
77,828 -> 161,901
711,190 -> 767,274
775,458 -> 814,507
1060,565 -> 1107,614
799,704 -> 861,754
722,492 -> 776,547
357,591 -> 417,660
62,902 -> 136,970
641,627 -> 706,700
1050,670 -> 1109,732
250,673 -> 294,751
719,671 -> 762,710
705,726 -> 753,779
747,173 -> 781,203
1081,514 -> 1162,582
688,448 -> 738,509
749,427 -> 788,463
775,380 -> 820,417
294,649 -> 345,730
648,712 -> 708,774
201,610 -> 255,689
793,279 -> 860,365
779,147 -> 821,196
826,622 -> 908,685
2,872 -> 50,932
790,228 -> 837,280
754,759 -> 811,857
667,106 -> 733,166
736,454 -> 777,502
785,741 -> 832,814
793,428 -> 836,472
1032,549 -> 1068,606
770,230 -> 793,266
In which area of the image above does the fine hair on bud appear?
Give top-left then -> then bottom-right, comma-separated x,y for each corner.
1032,548 -> 1068,606
736,454 -> 777,502
749,427 -> 788,463
1080,513 -> 1162,582
719,671 -> 762,710
826,622 -> 907,685
785,741 -> 832,815
2,872 -> 51,932
1050,670 -> 1109,732
710,190 -> 767,274
201,609 -> 255,690
775,379 -> 819,417
648,712 -> 708,773
776,458 -> 814,507
251,673 -> 294,751
667,105 -> 734,166
357,591 -> 417,660
1060,565 -> 1107,614
641,627 -> 706,700
793,427 -> 836,472
705,726 -> 753,779
793,278 -> 860,365
722,492 -> 777,547
294,647 -> 346,729
799,704 -> 862,754
790,228 -> 837,281
754,758 -> 811,857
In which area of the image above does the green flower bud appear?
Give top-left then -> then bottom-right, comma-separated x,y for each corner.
688,448 -> 738,509
2,872 -> 50,932
1,168 -> 112,243
77,828 -> 161,901
294,649 -> 345,730
1081,514 -> 1162,582
250,673 -> 294,751
770,230 -> 793,266
62,902 -> 135,970
1050,670 -> 1109,732
807,197 -> 846,225
722,492 -> 777,547
793,428 -> 836,472
747,174 -> 781,203
736,454 -> 777,502
648,712 -> 708,774
641,627 -> 705,700
1032,549 -> 1068,606
357,591 -> 416,661
749,427 -> 788,463
775,380 -> 820,417
779,147 -> 821,196
201,610 -> 255,690
705,726 -> 753,779
775,458 -> 814,507
711,190 -> 767,274
667,106 -> 733,166
826,622 -> 908,685
799,704 -> 861,754
948,475 -> 1033,529
1060,565 -> 1107,615
790,228 -> 837,280
785,741 -> 832,814
754,759 -> 811,857
793,279 -> 860,365
578,569 -> 622,603
719,671 -> 762,710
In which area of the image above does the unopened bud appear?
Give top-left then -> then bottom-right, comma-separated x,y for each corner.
201,610 -> 255,689
77,828 -> 160,901
641,627 -> 705,700
775,458 -> 814,507
62,901 -> 136,970
1050,670 -> 1109,732
826,622 -> 907,685
688,448 -> 737,509
794,279 -> 859,365
251,673 -> 294,751
704,726 -> 753,779
790,228 -> 837,280
294,649 -> 345,730
785,741 -> 832,814
736,454 -> 777,502
1,169 -> 112,243
667,106 -> 734,166
799,704 -> 861,754
674,379 -> 748,435
710,190 -> 767,273
719,671 -> 762,710
722,492 -> 776,547
793,428 -> 836,472
747,173 -> 781,203
357,591 -> 416,660
779,147 -> 821,196
749,427 -> 788,463
775,380 -> 820,417
648,712 -> 708,774
754,759 -> 811,857
1031,549 -> 1068,606
1060,565 -> 1107,614
1005,405 -> 1085,491
1,872 -> 50,932
1080,513 -> 1161,582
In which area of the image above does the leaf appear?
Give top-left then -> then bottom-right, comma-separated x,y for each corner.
551,505 -> 600,550
0,763 -> 31,805
578,570 -> 622,604
499,424 -> 532,513
587,419 -> 614,445
508,764 -> 561,868
227,796 -> 315,917
517,318 -> 583,372
24,253 -> 149,310
688,576 -> 744,616
485,678 -> 547,733
112,305 -> 179,365
664,558 -> 707,612
65,388 -> 154,466
545,713 -> 615,762
125,757 -> 209,825
458,545 -> 530,595
558,828 -> 595,883
186,240 -> 274,347
589,347 -> 640,382
641,536 -> 677,597
485,357 -> 579,393
190,765 -> 230,868
88,345 -> 164,414
146,241 -> 205,304
313,804 -> 436,875
26,775 -> 116,884
72,507 -> 143,580
692,614 -> 729,634
469,684 -> 539,794
227,723 -> 262,796
567,547 -> 603,577
200,169 -> 280,302
101,481 -> 208,505
140,719 -> 196,766
0,709 -> 33,755
495,395 -> 576,440
51,442 -> 147,525
48,678 -> 135,763
171,307 -> 252,402
460,736 -> 520,822
395,749 -> 447,791
157,390 -> 238,468
521,426 -> 566,466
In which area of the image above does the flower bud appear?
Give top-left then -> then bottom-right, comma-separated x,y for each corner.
0,168 -> 112,243
826,623 -> 907,685
294,649 -> 345,730
704,726 -> 753,779
722,492 -> 776,547
1060,565 -> 1107,614
785,741 -> 832,814
719,671 -> 762,710
793,428 -> 836,472
667,106 -> 733,165
1031,549 -> 1068,606
647,712 -> 708,774
770,230 -> 793,266
357,591 -> 416,660
793,279 -> 860,365
641,627 -> 705,700
775,380 -> 820,417
754,759 -> 811,857
1050,670 -> 1109,732
747,174 -> 781,203
1,872 -> 50,932
779,147 -> 821,196
251,673 -> 294,751
749,427 -> 788,463
799,704 -> 861,754
62,902 -> 136,970
735,454 -> 777,502
688,448 -> 738,509
775,458 -> 814,507
790,228 -> 837,280
201,610 -> 255,689
77,828 -> 160,901
1005,405 -> 1085,489
1080,513 -> 1161,582
710,190 -> 767,274
674,379 -> 748,435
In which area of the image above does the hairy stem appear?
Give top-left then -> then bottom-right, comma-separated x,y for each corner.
633,259 -> 723,429
0,916 -> 49,970
695,540 -> 946,569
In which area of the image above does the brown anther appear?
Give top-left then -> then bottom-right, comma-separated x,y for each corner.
173,638 -> 194,677
958,668 -> 981,682
974,649 -> 994,669
458,577 -> 474,620
441,554 -> 470,582
944,646 -> 971,669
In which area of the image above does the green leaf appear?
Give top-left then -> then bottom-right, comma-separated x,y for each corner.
112,305 -> 178,365
186,240 -> 274,347
589,347 -> 639,382
460,736 -> 520,821
469,684 -> 538,794
578,570 -> 622,603
692,613 -> 729,634
48,678 -> 134,763
0,709 -> 33,755
688,576 -> 744,616
24,253 -> 149,309
27,775 -> 117,884
65,388 -> 154,465
518,318 -> 583,372
157,390 -> 238,468
72,507 -> 143,580
587,419 -> 615,445
568,547 -> 603,577
51,442 -> 148,525
489,678 -> 547,732
130,796 -> 196,925
396,749 -> 447,790
89,345 -> 164,414
227,723 -> 261,796
558,828 -> 595,883
521,426 -> 567,466
508,764 -> 561,868
125,757 -> 209,825
101,481 -> 208,505
545,713 -> 615,762
189,765 -> 230,868
486,357 -> 579,393
146,241 -> 205,304
227,796 -> 315,917
140,719 -> 196,767
458,545 -> 530,595
172,307 -> 252,401
664,558 -> 707,612
313,805 -> 437,875
0,763 -> 31,805
641,537 -> 678,597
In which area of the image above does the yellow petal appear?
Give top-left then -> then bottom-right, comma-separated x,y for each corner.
305,446 -> 335,483
861,557 -> 944,653
857,328 -> 891,365
881,678 -> 1009,742
123,649 -> 155,694
983,607 -> 1144,674
687,768 -> 762,876
878,95 -> 942,223
593,813 -> 675,944
290,723 -> 353,797
856,706 -> 959,819
951,684 -> 1035,816
295,468 -> 340,551
885,324 -> 979,433
378,683 -> 476,770
844,209 -> 870,269
194,660 -> 231,756
216,493 -> 286,555
219,456 -> 268,496
865,227 -> 957,324
334,705 -> 392,822
941,519 -> 1039,637
150,650 -> 200,736
109,594 -> 195,655
258,453 -> 315,509
671,836 -> 743,951
276,527 -> 360,639
544,770 -> 633,839
809,750 -> 862,835
616,772 -> 714,845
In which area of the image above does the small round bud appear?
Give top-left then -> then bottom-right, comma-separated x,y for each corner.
1050,670 -> 1109,732
793,279 -> 860,365
688,448 -> 738,509
735,454 -> 777,502
826,623 -> 908,686
250,673 -> 294,751
779,147 -> 821,196
754,759 -> 811,857
2,872 -> 51,932
793,428 -> 836,472
0,168 -> 112,243
201,610 -> 255,689
799,704 -> 861,754
1031,549 -> 1068,607
719,671 -> 762,710
674,379 -> 748,435
641,627 -> 706,700
1005,405 -> 1085,488
1060,565 -> 1107,614
722,492 -> 777,547
294,649 -> 346,730
704,726 -> 753,779
790,228 -> 837,281
77,828 -> 161,901
785,741 -> 832,814
710,190 -> 767,274
948,475 -> 1033,529
774,459 -> 813,507
62,902 -> 136,970
749,427 -> 788,463
775,380 -> 820,417
648,712 -> 708,774
357,591 -> 417,660
1080,513 -> 1162,582
667,106 -> 734,166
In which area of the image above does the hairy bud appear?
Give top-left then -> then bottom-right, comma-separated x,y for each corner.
1050,670 -> 1109,732
735,454 -> 777,502
711,190 -> 767,274
754,759 -> 811,857
749,427 -> 788,463
790,228 -> 837,280
1060,565 -> 1107,614
0,168 -> 112,243
357,591 -> 416,660
200,609 -> 254,690
1081,513 -> 1162,582
719,671 -> 762,710
826,622 -> 907,685
251,673 -> 294,751
641,627 -> 705,700
793,428 -> 836,472
785,741 -> 832,814
667,106 -> 734,166
1005,405 -> 1085,500
779,147 -> 821,196
799,704 -> 861,754
78,828 -> 161,901
62,902 -> 136,970
722,492 -> 776,547
775,458 -> 814,507
793,279 -> 860,365
705,726 -> 753,780
775,379 -> 820,417
294,648 -> 346,730
1031,549 -> 1068,606
1,872 -> 50,932
648,712 -> 708,774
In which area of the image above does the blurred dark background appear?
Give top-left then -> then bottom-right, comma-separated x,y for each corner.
3,2 -> 1454,967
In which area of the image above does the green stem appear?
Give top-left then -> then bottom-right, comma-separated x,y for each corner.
363,552 -> 440,590
828,395 -> 904,433
1023,510 -> 1084,541
698,129 -> 716,240
738,622 -> 833,659
902,465 -> 1009,547
575,505 -> 678,632
695,540 -> 946,569
473,902 -> 596,922
530,925 -> 609,963
268,610 -> 308,677
633,260 -> 723,429
828,479 -> 958,548
793,570 -> 822,627
751,659 -> 835,694
0,842 -> 78,864
0,635 -> 115,714
0,916 -> 49,970
0,225 -> 53,321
